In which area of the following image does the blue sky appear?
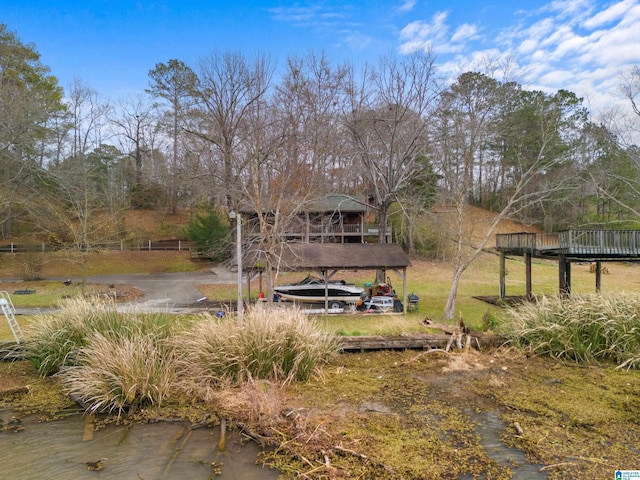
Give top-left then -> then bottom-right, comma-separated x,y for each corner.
2,0 -> 639,115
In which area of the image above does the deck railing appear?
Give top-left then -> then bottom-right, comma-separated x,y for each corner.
559,230 -> 640,255
281,223 -> 390,237
497,230 -> 640,256
495,233 -> 539,252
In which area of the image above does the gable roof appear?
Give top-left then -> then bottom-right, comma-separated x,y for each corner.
306,194 -> 367,213
278,243 -> 411,271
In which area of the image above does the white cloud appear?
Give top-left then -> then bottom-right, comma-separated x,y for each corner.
582,0 -> 635,28
395,0 -> 640,115
399,12 -> 450,53
451,23 -> 478,43
399,11 -> 478,54
543,0 -> 593,20
398,0 -> 417,13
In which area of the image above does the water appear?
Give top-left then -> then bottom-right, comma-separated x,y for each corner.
0,409 -> 280,479
466,410 -> 548,480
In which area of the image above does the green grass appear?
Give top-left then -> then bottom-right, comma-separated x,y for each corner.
0,250 -> 201,278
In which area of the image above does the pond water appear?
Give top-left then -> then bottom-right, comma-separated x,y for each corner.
466,410 -> 548,480
0,409 -> 280,479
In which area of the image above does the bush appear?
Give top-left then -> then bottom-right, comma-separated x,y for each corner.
502,293 -> 640,369
184,207 -> 230,261
25,298 -> 175,376
58,332 -> 177,416
24,299 -> 338,414
174,306 -> 339,396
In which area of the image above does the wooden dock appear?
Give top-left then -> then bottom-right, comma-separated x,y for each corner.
496,230 -> 640,260
338,333 -> 452,351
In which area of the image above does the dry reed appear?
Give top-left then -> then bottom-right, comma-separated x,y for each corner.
503,293 -> 640,369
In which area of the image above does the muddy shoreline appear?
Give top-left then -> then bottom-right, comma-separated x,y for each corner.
3,347 -> 639,479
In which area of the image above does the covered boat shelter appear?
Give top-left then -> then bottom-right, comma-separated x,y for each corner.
495,230 -> 640,298
275,243 -> 412,313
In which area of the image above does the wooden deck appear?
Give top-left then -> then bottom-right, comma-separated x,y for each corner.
495,230 -> 640,298
496,230 -> 640,260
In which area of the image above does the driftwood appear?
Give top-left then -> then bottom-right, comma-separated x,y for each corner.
421,315 -> 507,351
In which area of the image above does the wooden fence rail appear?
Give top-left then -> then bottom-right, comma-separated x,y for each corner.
0,240 -> 194,253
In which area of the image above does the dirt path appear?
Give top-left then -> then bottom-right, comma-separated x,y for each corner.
12,267 -> 239,314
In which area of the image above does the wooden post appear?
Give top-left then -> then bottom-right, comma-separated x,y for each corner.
559,256 -> 571,297
524,252 -> 532,300
595,260 -> 602,293
559,255 -> 568,297
323,269 -> 329,314
402,267 -> 407,314
499,252 -> 506,299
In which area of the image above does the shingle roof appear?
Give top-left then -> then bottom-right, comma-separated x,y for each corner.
306,194 -> 367,213
278,243 -> 411,270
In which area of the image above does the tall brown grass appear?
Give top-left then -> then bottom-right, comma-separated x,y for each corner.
503,293 -> 640,369
59,332 -> 177,416
24,299 -> 337,414
24,298 -> 175,376
173,306 -> 339,400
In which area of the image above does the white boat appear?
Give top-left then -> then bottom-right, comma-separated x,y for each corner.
274,275 -> 364,308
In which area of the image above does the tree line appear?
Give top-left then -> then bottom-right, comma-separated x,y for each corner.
1,23 -> 639,317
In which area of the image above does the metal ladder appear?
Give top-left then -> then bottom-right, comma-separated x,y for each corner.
1,291 -> 25,344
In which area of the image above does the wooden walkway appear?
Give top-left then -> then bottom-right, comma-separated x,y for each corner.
496,230 -> 640,260
338,333 -> 451,351
495,230 -> 640,298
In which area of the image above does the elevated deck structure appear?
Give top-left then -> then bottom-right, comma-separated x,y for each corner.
495,230 -> 640,298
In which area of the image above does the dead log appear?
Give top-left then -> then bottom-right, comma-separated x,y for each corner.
421,315 -> 507,350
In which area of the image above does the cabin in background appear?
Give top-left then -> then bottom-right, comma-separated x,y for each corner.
243,194 -> 392,244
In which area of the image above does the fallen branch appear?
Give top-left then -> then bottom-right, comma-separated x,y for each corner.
540,462 -> 577,471
421,315 -> 507,350
400,348 -> 450,365
333,444 -> 395,474
333,445 -> 369,460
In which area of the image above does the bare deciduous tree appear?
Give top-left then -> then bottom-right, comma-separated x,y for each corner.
433,82 -> 588,319
344,53 -> 439,249
189,51 -> 275,210
111,94 -> 161,208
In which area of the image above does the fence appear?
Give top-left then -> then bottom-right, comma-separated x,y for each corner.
0,240 -> 194,253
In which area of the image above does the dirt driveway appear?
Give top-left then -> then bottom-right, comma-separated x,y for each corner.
10,267 -> 237,315
84,267 -> 237,312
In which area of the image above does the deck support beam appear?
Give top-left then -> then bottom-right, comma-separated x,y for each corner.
559,256 -> 571,297
524,252 -> 532,300
499,252 -> 506,299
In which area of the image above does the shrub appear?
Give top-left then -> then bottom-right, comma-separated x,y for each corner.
502,293 -> 640,369
24,299 -> 339,414
58,332 -> 177,416
25,298 -> 175,376
175,306 -> 339,397
184,206 -> 230,261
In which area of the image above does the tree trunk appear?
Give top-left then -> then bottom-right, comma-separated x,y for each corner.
443,266 -> 464,319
